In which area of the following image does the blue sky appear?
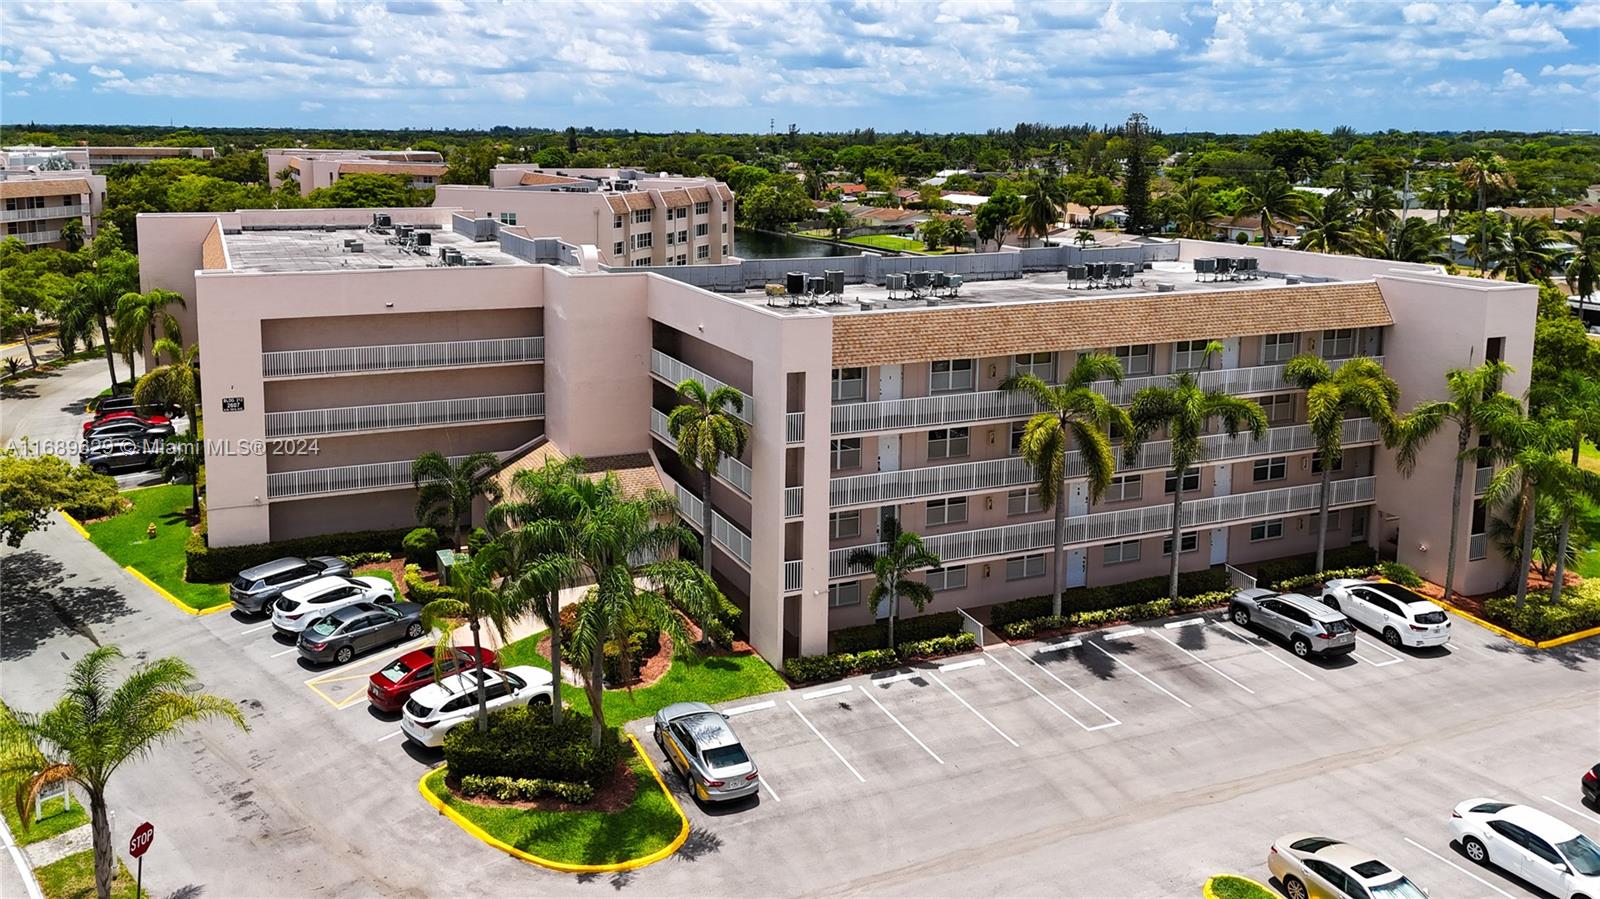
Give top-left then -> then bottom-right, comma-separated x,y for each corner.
2,0 -> 1597,135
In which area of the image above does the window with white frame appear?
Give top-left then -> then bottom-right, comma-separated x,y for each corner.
926,497 -> 968,527
696,245 -> 709,260
631,258 -> 652,267
613,241 -> 625,256
832,367 -> 865,403
829,510 -> 861,540
1321,328 -> 1357,359
828,581 -> 861,607
722,201 -> 729,212
499,212 -> 518,225
830,438 -> 862,470
721,243 -> 729,254
676,207 -> 688,219
1105,474 -> 1143,502
1114,344 -> 1153,376
928,427 -> 969,459
674,254 -> 687,266
930,359 -> 975,393
694,201 -> 710,215
633,209 -> 653,224
676,230 -> 688,244
1312,450 -> 1344,473
1250,519 -> 1284,542
1007,487 -> 1044,516
1104,539 -> 1141,564
1009,421 -> 1027,456
695,223 -> 709,237
632,232 -> 653,250
666,232 -> 676,245
1261,332 -> 1299,364
1005,554 -> 1046,581
1162,532 -> 1199,556
1012,352 -> 1055,381
613,214 -> 624,229
926,566 -> 967,592
1253,456 -> 1287,482
1260,393 -> 1295,425
1164,469 -> 1201,494
1172,339 -> 1216,372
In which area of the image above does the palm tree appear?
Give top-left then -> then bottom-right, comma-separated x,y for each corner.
0,646 -> 246,899
1456,151 -> 1515,272
420,544 -> 528,732
133,340 -> 202,515
1419,173 -> 1456,226
1461,212 -> 1508,273
1011,174 -> 1065,246
1297,192 -> 1369,256
1126,343 -> 1268,601
1173,183 -> 1219,239
1233,172 -> 1304,246
1283,355 -> 1402,572
1378,218 -> 1451,264
845,516 -> 941,649
1357,184 -> 1399,233
1330,165 -> 1362,200
666,379 -> 750,585
1489,216 -> 1559,284
112,289 -> 185,377
57,275 -> 122,392
1001,354 -> 1131,617
1529,371 -> 1600,602
1392,362 -> 1519,603
412,451 -> 503,549
1565,216 -> 1600,316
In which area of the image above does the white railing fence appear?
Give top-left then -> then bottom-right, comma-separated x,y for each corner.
663,473 -> 753,568
648,408 -> 753,496
264,392 -> 544,438
263,336 -> 543,378
649,349 -> 753,423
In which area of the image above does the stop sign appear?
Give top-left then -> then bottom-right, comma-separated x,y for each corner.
129,822 -> 154,859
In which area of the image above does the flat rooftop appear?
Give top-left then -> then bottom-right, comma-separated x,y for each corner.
222,227 -> 527,273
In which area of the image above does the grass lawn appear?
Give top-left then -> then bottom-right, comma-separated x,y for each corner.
843,234 -> 930,253
34,850 -> 138,899
1580,442 -> 1600,475
83,484 -> 228,611
1,794 -> 88,847
497,632 -> 785,724
1205,875 -> 1278,899
424,746 -> 681,866
356,568 -> 398,592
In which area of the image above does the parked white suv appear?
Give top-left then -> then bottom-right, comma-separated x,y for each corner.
270,575 -> 395,635
1450,798 -> 1600,898
1323,578 -> 1450,648
400,666 -> 554,748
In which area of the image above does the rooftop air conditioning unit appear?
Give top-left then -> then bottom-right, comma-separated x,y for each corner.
349,242 -> 364,253
415,231 -> 432,247
1285,276 -> 1301,285
1156,282 -> 1175,292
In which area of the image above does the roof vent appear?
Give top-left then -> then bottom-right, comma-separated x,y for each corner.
858,300 -> 876,311
1156,282 -> 1175,293
1285,275 -> 1301,285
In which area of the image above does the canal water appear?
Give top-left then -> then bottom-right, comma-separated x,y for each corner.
733,228 -> 857,259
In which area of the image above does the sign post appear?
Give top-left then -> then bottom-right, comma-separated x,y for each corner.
128,821 -> 154,899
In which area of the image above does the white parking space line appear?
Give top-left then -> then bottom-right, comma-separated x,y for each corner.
1102,627 -> 1145,640
984,649 -> 1092,731
1402,837 -> 1515,898
856,686 -> 944,764
270,646 -> 299,658
240,623 -> 273,635
801,685 -> 853,701
722,700 -> 775,717
1006,644 -> 1121,729
1163,618 -> 1206,629
1149,630 -> 1256,695
1034,639 -> 1081,655
1350,635 -> 1406,667
871,671 -> 923,686
1084,640 -> 1193,709
1543,795 -> 1600,827
759,777 -> 781,802
1206,622 -> 1317,682
938,658 -> 986,672
928,673 -> 1020,747
376,729 -> 404,743
785,700 -> 866,783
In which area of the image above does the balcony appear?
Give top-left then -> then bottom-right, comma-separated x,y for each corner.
649,350 -> 752,423
1469,533 -> 1489,561
1,204 -> 86,223
785,486 -> 804,518
829,357 -> 1386,436
1473,465 -> 1493,496
262,336 -> 543,379
9,229 -> 62,246
784,559 -> 803,593
663,472 -> 752,568
648,408 -> 752,496
267,455 -> 471,499
264,392 -> 544,438
786,412 -> 805,445
830,418 -> 1379,509
829,476 -> 1376,578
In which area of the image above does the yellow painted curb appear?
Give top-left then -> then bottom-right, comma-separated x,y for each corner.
124,565 -> 230,616
1430,595 -> 1600,650
1534,623 -> 1600,649
58,510 -> 90,539
418,733 -> 690,873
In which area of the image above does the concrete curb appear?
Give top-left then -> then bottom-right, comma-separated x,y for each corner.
0,810 -> 46,899
123,565 -> 231,616
417,733 -> 690,873
58,510 -> 90,539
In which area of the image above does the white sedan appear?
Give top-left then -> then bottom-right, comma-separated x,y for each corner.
270,575 -> 395,635
1450,798 -> 1600,898
1267,833 -> 1428,899
1322,578 -> 1450,648
400,665 -> 554,748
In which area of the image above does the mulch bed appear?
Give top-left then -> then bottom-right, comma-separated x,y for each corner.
537,630 -> 677,689
1409,569 -> 1577,618
354,557 -> 408,586
444,757 -> 638,813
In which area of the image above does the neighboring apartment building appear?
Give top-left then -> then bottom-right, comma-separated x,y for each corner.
84,145 -> 215,169
137,207 -> 1534,668
265,149 -> 448,197
1,147 -> 105,249
435,165 -> 735,267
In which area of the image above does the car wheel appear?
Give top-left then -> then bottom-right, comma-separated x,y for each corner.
1291,636 -> 1311,658
334,646 -> 354,664
406,622 -> 424,639
531,694 -> 551,706
1462,836 -> 1489,865
1383,627 -> 1403,648
1323,596 -> 1340,611
1282,876 -> 1308,899
91,464 -> 110,475
1232,606 -> 1251,626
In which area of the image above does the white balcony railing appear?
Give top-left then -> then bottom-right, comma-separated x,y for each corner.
829,357 -> 1386,436
267,454 -> 472,499
1474,466 -> 1493,496
12,229 -> 62,246
785,486 -> 804,518
262,336 -> 543,379
648,408 -> 753,496
829,476 -> 1377,578
784,559 -> 803,593
649,349 -> 752,423
1469,533 -> 1489,561
830,418 -> 1379,509
264,392 -> 543,438
664,473 -> 753,569
1,204 -> 86,222
786,412 -> 805,445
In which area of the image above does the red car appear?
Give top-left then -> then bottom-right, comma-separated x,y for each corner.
367,647 -> 498,713
83,411 -> 172,435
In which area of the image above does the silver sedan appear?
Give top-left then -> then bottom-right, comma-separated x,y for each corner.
652,701 -> 761,803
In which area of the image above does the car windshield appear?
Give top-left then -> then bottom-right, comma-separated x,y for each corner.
1412,610 -> 1447,624
1558,834 -> 1600,876
1324,618 -> 1353,634
1367,877 -> 1428,899
1290,837 -> 1343,853
377,660 -> 415,684
307,618 -> 340,638
702,744 -> 750,770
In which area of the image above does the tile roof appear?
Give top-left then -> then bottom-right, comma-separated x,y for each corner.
518,171 -> 589,187
495,440 -> 661,500
0,178 -> 90,199
829,282 -> 1394,366
658,188 -> 692,207
687,186 -> 712,203
336,162 -> 448,176
715,184 -> 734,202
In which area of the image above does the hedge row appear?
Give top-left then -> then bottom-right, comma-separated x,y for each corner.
786,631 -> 977,683
990,568 -> 1233,628
403,563 -> 451,603
832,611 -> 965,653
1271,566 -> 1376,593
1001,590 -> 1235,639
443,706 -> 621,786
1484,582 -> 1600,641
1251,544 -> 1378,590
459,773 -> 595,805
185,517 -> 412,583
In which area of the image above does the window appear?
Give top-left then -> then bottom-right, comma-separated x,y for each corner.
1351,509 -> 1367,542
1007,487 -> 1044,516
1311,451 -> 1343,473
1469,499 -> 1488,559
1105,474 -> 1142,502
1253,457 -> 1287,482
926,566 -> 967,592
1260,332 -> 1298,364
721,243 -> 728,254
666,231 -> 675,245
632,232 -> 653,250
1250,519 -> 1284,542
722,201 -> 729,212
613,214 -> 624,229
930,359 -> 975,393
828,581 -> 861,608
927,427 -> 969,460
613,241 -> 624,256
832,367 -> 865,403
1485,336 -> 1505,364
1104,540 -> 1141,564
1321,328 -> 1356,359
1260,393 -> 1295,425
830,438 -> 862,470
696,223 -> 709,237
1006,554 -> 1045,581
631,258 -> 652,267
498,212 -> 518,225
1326,510 -> 1340,530
1009,421 -> 1026,455
1012,352 -> 1055,381
1165,469 -> 1201,494
1162,532 -> 1199,556
676,230 -> 688,245
829,511 -> 861,540
696,245 -> 709,260
694,201 -> 710,215
674,254 -> 687,266
1114,344 -> 1152,375
1172,339 -> 1216,372
679,207 -> 690,219
926,497 -> 968,526
633,209 -> 653,224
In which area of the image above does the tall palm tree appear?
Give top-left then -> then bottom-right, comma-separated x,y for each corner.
1297,191 -> 1370,256
420,544 -> 527,732
1356,184 -> 1399,233
667,378 -> 750,583
1529,371 -> 1600,602
1419,173 -> 1456,225
1378,218 -> 1451,264
1283,355 -> 1402,572
1330,165 -> 1363,201
58,275 -> 122,391
1461,212 -> 1508,273
1011,174 -> 1066,246
1173,183 -> 1218,240
412,451 -> 502,549
133,340 -> 202,516
1127,343 -> 1268,601
846,516 -> 941,649
1001,354 -> 1131,617
113,288 -> 185,377
1456,151 -> 1515,273
0,646 -> 246,899
1565,216 -> 1600,316
1233,172 -> 1304,246
1393,362 -> 1519,603
1489,216 -> 1559,284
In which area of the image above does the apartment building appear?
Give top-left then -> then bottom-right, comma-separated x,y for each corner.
435,165 -> 735,267
265,149 -> 448,197
3,144 -> 215,171
0,172 -> 105,249
137,208 -> 1534,668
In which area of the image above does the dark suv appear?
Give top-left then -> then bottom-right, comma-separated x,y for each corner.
230,556 -> 351,615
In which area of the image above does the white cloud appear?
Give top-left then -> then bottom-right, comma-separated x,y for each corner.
1499,67 -> 1530,89
88,65 -> 123,78
299,100 -> 324,111
1540,62 -> 1600,77
48,71 -> 78,88
1562,1 -> 1600,27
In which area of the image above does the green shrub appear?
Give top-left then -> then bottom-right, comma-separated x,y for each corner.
833,611 -> 964,653
467,527 -> 491,554
895,632 -> 976,659
1207,874 -> 1278,899
1484,582 -> 1600,641
1378,562 -> 1423,587
999,590 -> 1236,638
186,522 -> 413,582
403,527 -> 440,564
403,564 -> 451,602
339,551 -> 392,568
990,568 -> 1232,627
59,466 -> 124,520
785,648 -> 899,683
458,774 -> 595,804
1252,544 -> 1377,589
443,706 -> 621,786
1271,566 -> 1373,593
